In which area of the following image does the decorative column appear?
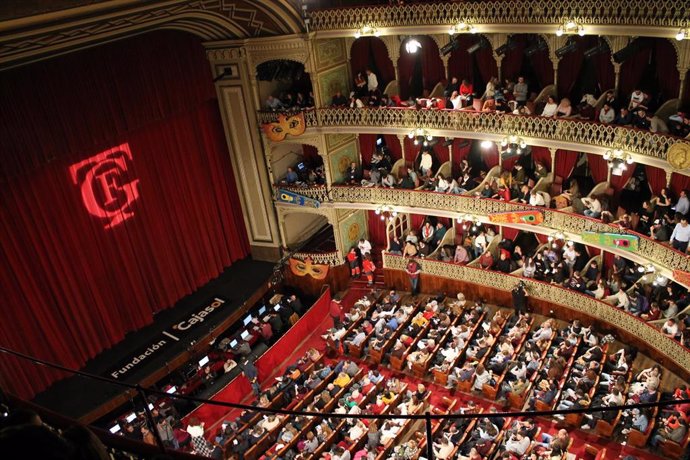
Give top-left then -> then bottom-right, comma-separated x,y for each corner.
666,169 -> 673,186
549,147 -> 557,173
381,35 -> 401,82
678,68 -> 688,101
206,45 -> 282,262
397,134 -> 407,162
613,63 -> 622,95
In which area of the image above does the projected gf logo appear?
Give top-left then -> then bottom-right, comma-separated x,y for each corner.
69,143 -> 140,229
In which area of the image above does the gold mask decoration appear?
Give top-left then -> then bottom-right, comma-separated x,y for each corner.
262,112 -> 306,142
289,256 -> 329,280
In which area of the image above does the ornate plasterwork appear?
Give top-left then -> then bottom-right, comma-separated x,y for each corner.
309,1 -> 688,32
206,47 -> 247,62
0,0 -> 304,70
245,35 -> 311,71
257,108 -> 690,172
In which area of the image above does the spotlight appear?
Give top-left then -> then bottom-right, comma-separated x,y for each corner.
555,38 -> 579,58
467,37 -> 489,54
440,37 -> 460,57
405,38 -> 422,54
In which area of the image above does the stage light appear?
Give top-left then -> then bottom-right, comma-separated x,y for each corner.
440,37 -> 460,56
555,38 -> 579,58
405,38 -> 422,54
467,37 -> 489,54
480,140 -> 493,149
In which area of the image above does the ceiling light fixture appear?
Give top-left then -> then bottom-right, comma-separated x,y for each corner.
405,38 -> 422,54
676,28 -> 689,41
556,20 -> 585,37
603,148 -> 633,176
449,22 -> 477,35
354,25 -> 380,39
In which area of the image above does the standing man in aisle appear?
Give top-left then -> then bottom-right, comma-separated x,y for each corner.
330,294 -> 343,328
406,258 -> 422,296
512,281 -> 529,314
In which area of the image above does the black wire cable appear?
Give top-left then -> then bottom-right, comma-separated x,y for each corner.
2,344 -> 689,422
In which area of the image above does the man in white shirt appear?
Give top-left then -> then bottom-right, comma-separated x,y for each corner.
675,190 -> 689,215
629,89 -> 648,110
670,216 -> 690,252
420,151 -> 433,176
358,238 -> 372,256
599,103 -> 616,124
582,196 -> 602,218
506,433 -> 531,456
661,318 -> 679,338
528,190 -> 546,207
366,68 -> 378,93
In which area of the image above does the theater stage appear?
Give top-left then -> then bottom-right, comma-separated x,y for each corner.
31,257 -> 275,422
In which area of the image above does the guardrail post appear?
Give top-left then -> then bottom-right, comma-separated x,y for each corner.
136,385 -> 166,453
425,411 -> 434,460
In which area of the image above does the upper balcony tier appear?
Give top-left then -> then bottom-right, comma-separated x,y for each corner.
258,108 -> 690,174
308,1 -> 688,38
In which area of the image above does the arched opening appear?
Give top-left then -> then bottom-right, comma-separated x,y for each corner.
282,212 -> 332,250
447,34 -> 498,100
397,36 -> 445,99
270,143 -> 324,186
350,36 -> 395,93
500,34 -> 553,94
618,37 -> 679,110
256,59 -> 313,110
557,36 -> 614,103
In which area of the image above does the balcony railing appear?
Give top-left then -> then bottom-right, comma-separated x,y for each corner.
273,183 -> 330,202
258,108 -> 688,167
274,185 -> 690,279
291,250 -> 341,266
309,0 -> 687,30
382,252 -> 690,373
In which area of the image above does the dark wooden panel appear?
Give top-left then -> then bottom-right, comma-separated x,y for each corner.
283,263 -> 349,297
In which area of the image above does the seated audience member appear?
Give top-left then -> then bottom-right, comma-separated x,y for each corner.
670,216 -> 690,253
265,95 -> 286,111
331,91 -> 348,107
346,162 -> 362,184
599,102 -> 616,124
459,79 -> 474,107
628,88 -> 649,110
284,167 -> 299,184
481,97 -> 496,112
513,77 -> 528,106
541,96 -> 558,117
444,76 -> 460,98
349,93 -> 364,108
614,107 -> 633,126
669,111 -> 690,137
632,108 -> 652,130
555,98 -> 572,117
582,196 -> 602,218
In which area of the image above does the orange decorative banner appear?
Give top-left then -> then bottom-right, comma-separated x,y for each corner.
289,257 -> 329,280
488,210 -> 544,225
673,269 -> 690,286
262,112 -> 306,142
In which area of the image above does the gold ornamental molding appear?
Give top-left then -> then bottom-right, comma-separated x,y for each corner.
324,186 -> 690,284
667,142 -> 690,171
257,108 -> 690,175
309,1 -> 688,39
382,253 -> 690,375
0,0 -> 304,70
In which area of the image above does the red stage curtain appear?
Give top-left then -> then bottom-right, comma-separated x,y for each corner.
557,39 -> 585,99
554,150 -> 579,179
451,139 -> 472,177
502,227 -> 520,241
350,37 -> 395,90
484,144 -> 500,169
0,31 -> 249,399
448,35 -> 497,89
433,141 -> 450,164
398,36 -> 444,99
610,164 -> 635,192
404,137 -> 417,163
502,155 -> 520,171
302,145 -> 321,166
530,47 -> 554,87
358,134 -> 378,166
367,211 -> 389,247
670,173 -> 690,197
384,135 -> 402,161
532,146 -> 552,169
587,154 -> 609,184
645,165 -> 667,195
500,36 -> 527,82
619,39 -> 652,100
655,39 -> 680,102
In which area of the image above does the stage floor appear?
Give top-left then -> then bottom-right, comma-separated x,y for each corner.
31,257 -> 274,420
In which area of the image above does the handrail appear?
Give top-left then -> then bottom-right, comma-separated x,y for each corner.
257,108 -> 689,170
321,186 -> 690,280
308,0 -> 687,30
381,253 -> 690,374
291,250 -> 341,266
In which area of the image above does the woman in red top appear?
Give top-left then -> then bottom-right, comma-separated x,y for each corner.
459,79 -> 474,107
362,255 -> 376,286
346,247 -> 360,278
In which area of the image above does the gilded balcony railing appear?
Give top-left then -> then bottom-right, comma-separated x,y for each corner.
273,184 -> 330,202
329,186 -> 690,276
309,1 -> 687,30
259,108 -> 688,166
290,250 -> 341,266
382,253 -> 690,373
